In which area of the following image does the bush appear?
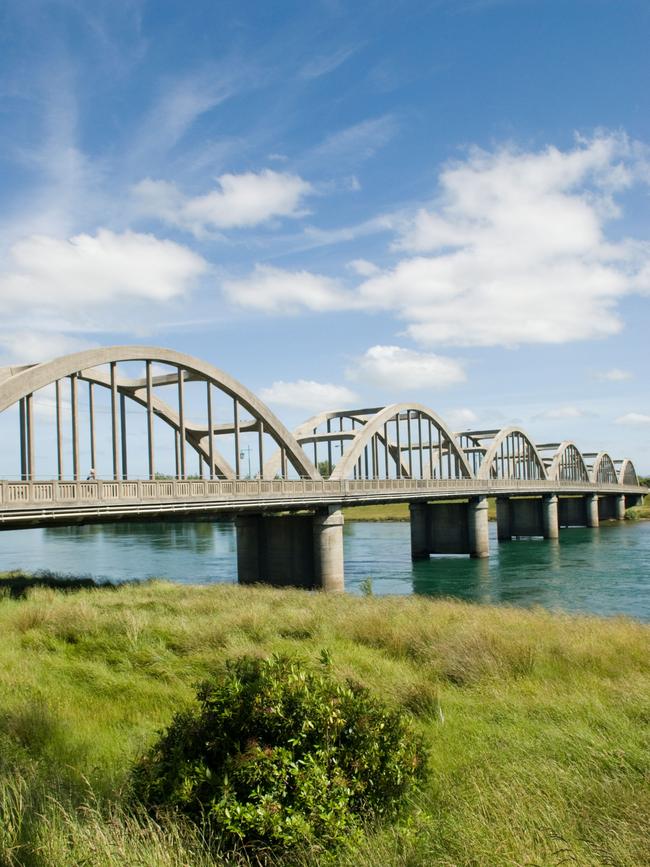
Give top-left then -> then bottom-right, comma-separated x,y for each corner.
132,653 -> 427,858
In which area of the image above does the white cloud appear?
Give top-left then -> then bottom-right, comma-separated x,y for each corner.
446,408 -> 478,429
356,133 -> 650,347
347,258 -> 380,276
0,229 -> 207,313
133,169 -> 313,236
534,406 -> 593,420
223,265 -> 354,314
616,412 -> 650,425
346,345 -> 465,390
260,380 -> 358,411
0,332 -> 96,366
596,368 -> 633,381
226,135 -> 650,349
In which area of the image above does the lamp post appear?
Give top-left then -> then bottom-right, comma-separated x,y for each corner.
240,446 -> 252,479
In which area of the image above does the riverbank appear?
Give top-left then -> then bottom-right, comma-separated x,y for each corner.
1,578 -> 649,865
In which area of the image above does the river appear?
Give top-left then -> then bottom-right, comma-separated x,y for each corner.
1,519 -> 649,621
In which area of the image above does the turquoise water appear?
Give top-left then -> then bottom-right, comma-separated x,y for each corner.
0,519 -> 649,621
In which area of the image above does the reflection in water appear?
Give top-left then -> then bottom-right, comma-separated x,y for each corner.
1,518 -> 649,621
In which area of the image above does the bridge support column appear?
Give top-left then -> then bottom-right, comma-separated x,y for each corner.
625,493 -> 645,509
236,507 -> 345,591
468,496 -> 489,558
408,498 -> 490,559
616,494 -> 626,520
313,506 -> 345,592
236,514 -> 263,584
496,497 -> 512,541
586,494 -> 599,528
597,495 -> 618,521
409,502 -> 430,560
542,495 -> 559,540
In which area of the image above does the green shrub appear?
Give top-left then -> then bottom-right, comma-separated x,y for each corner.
132,653 -> 427,858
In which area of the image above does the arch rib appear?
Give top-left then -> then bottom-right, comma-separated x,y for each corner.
0,346 -> 319,480
545,441 -> 590,483
617,458 -> 639,486
329,403 -> 473,481
588,451 -> 618,485
476,427 -> 549,480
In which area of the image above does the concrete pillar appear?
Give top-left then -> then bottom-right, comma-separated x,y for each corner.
496,497 -> 511,541
409,502 -> 430,560
616,494 -> 626,521
236,514 -> 262,584
542,494 -> 559,540
313,506 -> 345,592
586,494 -> 599,528
468,496 -> 489,558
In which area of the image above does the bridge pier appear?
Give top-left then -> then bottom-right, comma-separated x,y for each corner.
235,506 -> 345,591
409,497 -> 489,560
586,494 -> 599,528
543,494 -> 559,539
496,497 -> 511,541
496,495 -> 558,540
558,495 -> 603,528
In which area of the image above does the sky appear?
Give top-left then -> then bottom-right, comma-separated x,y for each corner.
1,0 -> 649,474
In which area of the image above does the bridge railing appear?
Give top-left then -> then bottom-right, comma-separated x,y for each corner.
0,477 -> 644,510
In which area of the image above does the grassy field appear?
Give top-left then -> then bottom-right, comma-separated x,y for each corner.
1,576 -> 649,865
627,490 -> 650,520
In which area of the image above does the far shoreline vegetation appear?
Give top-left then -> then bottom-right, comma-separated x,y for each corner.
0,579 -> 649,865
343,488 -> 650,522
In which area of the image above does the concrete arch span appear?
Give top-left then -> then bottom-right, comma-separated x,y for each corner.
617,458 -> 639,486
470,427 -> 549,481
264,404 -> 474,481
0,346 -> 319,481
328,403 -> 474,481
544,441 -> 590,483
586,451 -> 618,485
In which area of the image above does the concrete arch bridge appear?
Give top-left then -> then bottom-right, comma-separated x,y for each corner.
0,346 -> 646,591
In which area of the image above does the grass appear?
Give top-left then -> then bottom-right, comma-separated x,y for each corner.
0,577 -> 649,865
626,491 -> 650,521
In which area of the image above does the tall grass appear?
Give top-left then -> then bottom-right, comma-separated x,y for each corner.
0,579 -> 649,865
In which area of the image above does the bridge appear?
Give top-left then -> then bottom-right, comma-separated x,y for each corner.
0,346 -> 646,591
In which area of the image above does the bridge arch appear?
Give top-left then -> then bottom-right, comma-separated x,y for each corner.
617,458 -> 639,486
0,346 -> 319,481
545,442 -> 591,483
472,427 -> 549,481
586,451 -> 618,485
264,403 -> 474,481
328,404 -> 473,481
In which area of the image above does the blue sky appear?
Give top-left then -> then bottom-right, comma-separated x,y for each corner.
1,0 -> 649,472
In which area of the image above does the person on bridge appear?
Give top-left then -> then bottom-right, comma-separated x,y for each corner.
86,468 -> 97,480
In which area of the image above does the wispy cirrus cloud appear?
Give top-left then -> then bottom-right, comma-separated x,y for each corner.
616,412 -> 650,425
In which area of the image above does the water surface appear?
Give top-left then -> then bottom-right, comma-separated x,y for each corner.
0,519 -> 648,621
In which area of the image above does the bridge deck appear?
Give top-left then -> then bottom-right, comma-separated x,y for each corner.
0,478 -> 645,529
